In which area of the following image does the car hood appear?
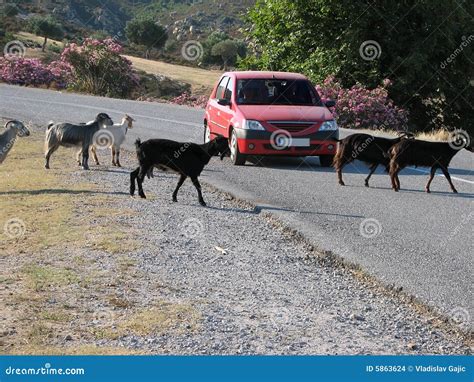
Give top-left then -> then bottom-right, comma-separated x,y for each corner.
237,105 -> 333,122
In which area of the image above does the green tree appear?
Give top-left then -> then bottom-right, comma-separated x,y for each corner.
125,17 -> 167,59
29,15 -> 63,52
2,4 -> 19,18
202,30 -> 229,65
212,40 -> 241,70
244,0 -> 474,132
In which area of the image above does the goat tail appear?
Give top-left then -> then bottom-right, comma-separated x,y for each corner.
46,121 -> 55,130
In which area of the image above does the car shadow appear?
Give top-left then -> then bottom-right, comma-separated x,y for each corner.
203,203 -> 364,218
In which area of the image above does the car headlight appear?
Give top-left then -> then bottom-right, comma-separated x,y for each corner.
319,120 -> 338,131
241,119 -> 265,131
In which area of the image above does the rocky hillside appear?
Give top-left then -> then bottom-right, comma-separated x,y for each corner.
13,0 -> 255,40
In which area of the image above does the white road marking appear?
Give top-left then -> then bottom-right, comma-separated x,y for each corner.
407,167 -> 474,185
7,95 -> 202,128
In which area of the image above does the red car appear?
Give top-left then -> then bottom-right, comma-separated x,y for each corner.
204,71 -> 339,166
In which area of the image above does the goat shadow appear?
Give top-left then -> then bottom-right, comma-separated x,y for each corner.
344,184 -> 474,199
0,189 -> 129,196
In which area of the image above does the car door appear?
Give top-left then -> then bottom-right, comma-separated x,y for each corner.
219,76 -> 235,135
208,76 -> 229,134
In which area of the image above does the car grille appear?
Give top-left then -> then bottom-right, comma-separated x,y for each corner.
263,144 -> 322,151
268,121 -> 317,133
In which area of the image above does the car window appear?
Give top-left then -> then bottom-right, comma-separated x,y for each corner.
224,77 -> 234,101
215,77 -> 229,100
236,79 -> 322,106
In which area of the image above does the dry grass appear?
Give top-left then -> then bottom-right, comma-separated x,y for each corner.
119,302 -> 200,336
124,55 -> 221,94
415,129 -> 451,142
0,128 -> 145,355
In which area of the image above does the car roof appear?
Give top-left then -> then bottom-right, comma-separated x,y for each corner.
223,71 -> 309,81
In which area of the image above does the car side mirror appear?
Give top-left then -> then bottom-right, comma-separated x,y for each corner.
218,98 -> 231,106
325,100 -> 336,108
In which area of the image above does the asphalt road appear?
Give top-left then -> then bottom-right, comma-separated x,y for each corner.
1,84 -> 473,324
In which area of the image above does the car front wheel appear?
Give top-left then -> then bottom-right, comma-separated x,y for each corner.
319,155 -> 334,167
230,130 -> 246,165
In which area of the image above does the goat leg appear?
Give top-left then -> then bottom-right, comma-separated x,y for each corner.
130,167 -> 139,196
116,148 -> 121,167
191,176 -> 206,206
172,174 -> 187,202
81,145 -> 90,170
439,166 -> 458,193
336,167 -> 345,186
111,147 -> 116,166
364,163 -> 378,187
389,167 -> 399,191
137,166 -> 148,199
395,173 -> 401,191
91,146 -> 100,166
76,149 -> 82,166
44,145 -> 58,169
425,166 -> 437,193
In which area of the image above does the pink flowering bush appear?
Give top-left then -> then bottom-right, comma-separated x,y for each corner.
0,57 -> 69,88
61,38 -> 139,98
316,76 -> 409,131
170,92 -> 208,108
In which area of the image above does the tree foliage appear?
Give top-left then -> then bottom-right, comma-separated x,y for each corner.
125,17 -> 167,59
28,15 -> 63,52
243,0 -> 474,132
211,39 -> 246,70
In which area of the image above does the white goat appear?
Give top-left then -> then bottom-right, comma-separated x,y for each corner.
76,114 -> 135,167
0,120 -> 30,165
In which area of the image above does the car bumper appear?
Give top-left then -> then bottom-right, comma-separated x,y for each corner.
234,129 -> 339,156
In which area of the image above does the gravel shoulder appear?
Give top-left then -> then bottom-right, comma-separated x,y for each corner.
0,125 -> 471,355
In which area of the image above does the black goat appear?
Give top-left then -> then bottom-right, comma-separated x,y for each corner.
389,138 -> 473,193
45,113 -> 114,170
333,132 -> 413,187
130,136 -> 229,206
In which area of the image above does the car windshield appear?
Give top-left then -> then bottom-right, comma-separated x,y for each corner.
236,79 -> 322,106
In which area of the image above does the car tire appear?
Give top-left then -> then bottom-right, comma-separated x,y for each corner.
230,130 -> 246,165
319,155 -> 334,167
203,123 -> 211,143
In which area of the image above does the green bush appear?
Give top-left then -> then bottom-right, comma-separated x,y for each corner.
243,0 -> 473,132
62,38 -> 139,98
